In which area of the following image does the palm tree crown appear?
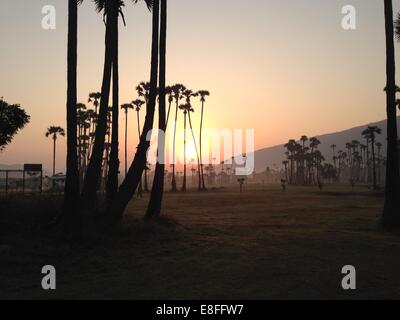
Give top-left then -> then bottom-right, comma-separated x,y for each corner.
121,103 -> 134,113
197,90 -> 210,102
132,99 -> 145,112
362,126 -> 382,140
45,126 -> 65,139
179,103 -> 194,114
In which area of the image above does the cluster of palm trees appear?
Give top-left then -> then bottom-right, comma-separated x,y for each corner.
282,126 -> 385,190
120,82 -> 211,194
62,0 -> 210,228
282,136 -> 325,185
64,0 -> 168,227
166,86 -> 210,192
335,126 -> 383,189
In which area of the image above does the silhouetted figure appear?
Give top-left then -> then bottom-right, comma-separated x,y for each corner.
350,178 -> 356,193
317,180 -> 323,192
281,179 -> 286,191
238,178 -> 245,193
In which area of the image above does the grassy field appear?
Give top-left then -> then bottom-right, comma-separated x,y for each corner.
1,184 -> 400,300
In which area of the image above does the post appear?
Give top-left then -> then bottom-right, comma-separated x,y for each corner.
40,170 -> 43,194
5,171 -> 9,195
22,170 -> 26,194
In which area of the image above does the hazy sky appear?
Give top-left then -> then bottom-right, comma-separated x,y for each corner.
0,0 -> 399,172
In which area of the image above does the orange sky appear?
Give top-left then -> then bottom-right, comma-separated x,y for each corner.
0,0 -> 399,172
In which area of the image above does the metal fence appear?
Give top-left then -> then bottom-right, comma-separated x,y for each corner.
0,167 -> 43,195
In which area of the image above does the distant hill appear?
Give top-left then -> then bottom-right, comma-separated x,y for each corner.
252,117 -> 400,173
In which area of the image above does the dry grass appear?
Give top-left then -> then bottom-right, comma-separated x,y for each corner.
1,184 -> 400,300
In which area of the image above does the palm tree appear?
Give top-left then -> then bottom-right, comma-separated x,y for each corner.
170,84 -> 186,192
300,136 -> 308,182
146,0 -> 168,219
82,0 -> 116,207
84,108 -> 96,161
179,103 -> 192,191
197,90 -> 210,191
360,143 -> 367,182
284,139 -> 297,184
132,99 -> 145,136
182,89 -> 201,190
300,136 -> 308,148
135,83 -> 150,192
362,126 -> 382,190
87,92 -> 101,160
282,160 -> 289,182
331,144 -> 337,168
45,126 -> 65,179
88,92 -> 101,115
165,85 -> 173,127
109,0 -> 158,222
76,103 -> 87,176
106,0 -> 129,204
384,1 -> 400,226
132,98 -> 145,192
102,106 -> 113,184
136,81 -> 151,105
309,137 -> 321,184
87,0 -> 148,207
64,0 -> 82,217
121,103 -> 134,177
376,141 -> 383,185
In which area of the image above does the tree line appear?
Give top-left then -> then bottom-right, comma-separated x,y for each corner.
282,126 -> 385,190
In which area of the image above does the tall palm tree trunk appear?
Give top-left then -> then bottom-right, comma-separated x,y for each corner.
106,2 -> 120,205
383,0 -> 400,226
82,2 -> 113,208
171,100 -> 179,192
109,0 -> 160,222
371,138 -> 377,190
166,99 -> 172,128
188,112 -> 201,190
64,0 -> 80,217
200,101 -> 206,190
136,110 -> 143,194
52,136 -> 57,189
124,109 -> 128,177
53,136 -> 57,177
377,147 -> 381,184
144,168 -> 149,192
182,112 -> 187,191
366,140 -> 371,182
146,0 -> 167,219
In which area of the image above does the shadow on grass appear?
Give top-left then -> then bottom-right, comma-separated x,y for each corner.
315,191 -> 384,198
0,195 -> 181,248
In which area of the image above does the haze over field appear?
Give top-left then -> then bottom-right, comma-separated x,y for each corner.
1,0 -> 400,302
